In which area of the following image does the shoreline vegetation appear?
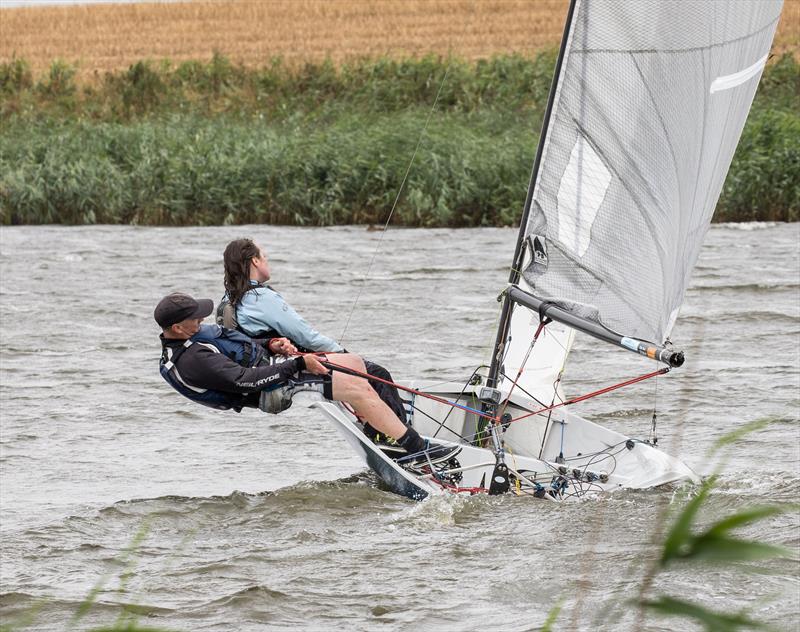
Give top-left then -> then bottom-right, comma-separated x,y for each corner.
1,52 -> 798,226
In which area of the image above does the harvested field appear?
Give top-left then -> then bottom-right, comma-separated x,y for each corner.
0,0 -> 567,79
3,0 -> 796,81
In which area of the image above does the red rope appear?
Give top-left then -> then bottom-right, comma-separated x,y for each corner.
303,353 -> 669,429
506,367 -> 670,424
309,355 -> 498,422
430,479 -> 488,494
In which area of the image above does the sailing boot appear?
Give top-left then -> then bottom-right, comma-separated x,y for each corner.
396,427 -> 459,466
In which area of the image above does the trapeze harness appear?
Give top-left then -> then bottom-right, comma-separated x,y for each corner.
215,296 -> 332,407
159,324 -> 278,413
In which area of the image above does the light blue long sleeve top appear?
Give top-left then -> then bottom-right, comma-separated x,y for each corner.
235,283 -> 344,353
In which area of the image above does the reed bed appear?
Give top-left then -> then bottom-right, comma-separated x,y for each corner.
1,53 -> 797,225
0,52 -> 558,120
2,0 -> 797,82
0,110 -> 535,226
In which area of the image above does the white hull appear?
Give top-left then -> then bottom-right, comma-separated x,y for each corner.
314,380 -> 698,501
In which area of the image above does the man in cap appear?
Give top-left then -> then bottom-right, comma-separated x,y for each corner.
155,292 -> 446,461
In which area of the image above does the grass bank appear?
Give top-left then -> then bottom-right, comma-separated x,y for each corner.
0,53 -> 797,225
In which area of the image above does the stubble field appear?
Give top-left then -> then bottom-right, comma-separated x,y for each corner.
1,0 -> 797,80
2,0 -> 569,79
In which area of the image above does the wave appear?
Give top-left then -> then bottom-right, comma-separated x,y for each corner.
691,282 -> 800,293
716,221 -> 785,230
197,584 -> 290,610
0,590 -> 174,617
99,473 -> 398,518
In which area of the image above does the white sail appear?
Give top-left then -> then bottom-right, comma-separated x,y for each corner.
522,0 -> 784,345
501,276 -> 574,403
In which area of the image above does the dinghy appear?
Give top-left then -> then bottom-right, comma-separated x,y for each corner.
315,0 -> 784,500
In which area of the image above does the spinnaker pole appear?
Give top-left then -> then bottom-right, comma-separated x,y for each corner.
486,0 -> 578,392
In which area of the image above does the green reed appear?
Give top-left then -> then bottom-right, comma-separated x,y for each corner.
634,418 -> 796,632
560,417 -> 798,632
0,110 -> 536,226
0,53 -> 797,225
0,52 -> 556,121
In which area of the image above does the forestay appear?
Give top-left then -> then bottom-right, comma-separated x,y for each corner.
521,0 -> 784,345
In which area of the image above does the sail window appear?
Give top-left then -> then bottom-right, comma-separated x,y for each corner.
710,54 -> 768,94
556,135 -> 611,258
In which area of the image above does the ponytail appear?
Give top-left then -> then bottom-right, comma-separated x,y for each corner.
223,238 -> 261,306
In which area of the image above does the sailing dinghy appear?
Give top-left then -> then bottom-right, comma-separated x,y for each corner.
315,0 -> 784,500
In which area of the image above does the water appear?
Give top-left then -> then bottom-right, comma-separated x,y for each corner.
1,223 -> 798,631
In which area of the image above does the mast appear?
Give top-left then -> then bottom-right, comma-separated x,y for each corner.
486,0 -> 578,392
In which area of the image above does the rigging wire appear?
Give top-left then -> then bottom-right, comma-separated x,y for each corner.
314,355 -> 497,421
410,400 -> 472,444
338,62 -> 453,347
538,368 -> 566,459
496,318 -> 549,421
431,366 -> 484,440
649,362 -> 660,445
506,367 -> 670,425
498,370 -> 547,408
485,301 -> 505,369
405,367 -> 488,391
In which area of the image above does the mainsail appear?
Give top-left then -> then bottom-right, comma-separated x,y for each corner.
518,0 -> 784,346
319,1 -> 783,498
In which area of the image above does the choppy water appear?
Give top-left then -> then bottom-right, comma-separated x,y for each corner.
1,223 -> 798,631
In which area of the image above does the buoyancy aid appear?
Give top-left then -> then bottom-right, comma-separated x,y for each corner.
216,294 -> 280,339
193,324 -> 264,365
159,324 -> 267,411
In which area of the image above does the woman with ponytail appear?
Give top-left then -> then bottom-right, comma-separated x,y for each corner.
220,238 -> 409,427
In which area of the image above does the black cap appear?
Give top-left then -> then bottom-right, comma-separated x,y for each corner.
154,292 -> 214,329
